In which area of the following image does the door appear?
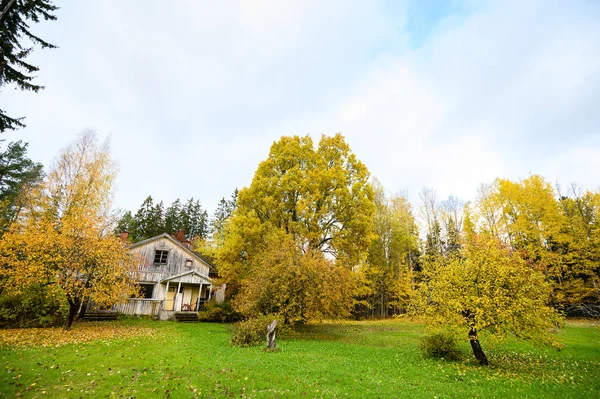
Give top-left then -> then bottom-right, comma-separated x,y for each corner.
165,286 -> 176,311
181,286 -> 193,310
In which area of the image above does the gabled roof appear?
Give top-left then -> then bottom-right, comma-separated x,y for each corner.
128,233 -> 217,273
160,270 -> 212,284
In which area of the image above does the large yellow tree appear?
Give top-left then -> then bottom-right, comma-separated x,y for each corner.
0,131 -> 138,328
214,134 -> 375,322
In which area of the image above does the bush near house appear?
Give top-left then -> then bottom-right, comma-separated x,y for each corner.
0,284 -> 67,328
197,300 -> 241,323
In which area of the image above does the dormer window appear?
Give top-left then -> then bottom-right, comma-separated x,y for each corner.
153,250 -> 169,265
185,259 -> 193,268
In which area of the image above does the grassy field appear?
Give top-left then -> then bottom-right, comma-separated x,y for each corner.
0,318 -> 598,398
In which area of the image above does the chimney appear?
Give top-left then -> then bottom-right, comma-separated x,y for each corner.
120,231 -> 129,242
181,239 -> 191,249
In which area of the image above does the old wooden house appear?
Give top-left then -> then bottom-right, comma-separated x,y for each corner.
114,233 -> 224,320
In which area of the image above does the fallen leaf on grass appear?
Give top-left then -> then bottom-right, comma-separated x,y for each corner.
0,323 -> 159,348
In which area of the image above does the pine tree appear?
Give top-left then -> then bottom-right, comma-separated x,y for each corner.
182,198 -> 208,240
0,140 -> 43,231
424,219 -> 443,257
130,196 -> 163,241
164,199 -> 183,234
115,210 -> 134,236
123,197 -> 208,242
444,218 -> 461,255
150,200 -> 165,237
0,0 -> 58,132
211,188 -> 238,237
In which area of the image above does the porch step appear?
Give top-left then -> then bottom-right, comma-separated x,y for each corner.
82,312 -> 118,321
174,312 -> 199,322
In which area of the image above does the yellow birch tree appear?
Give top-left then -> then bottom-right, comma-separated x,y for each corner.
0,131 -> 138,328
362,180 -> 419,317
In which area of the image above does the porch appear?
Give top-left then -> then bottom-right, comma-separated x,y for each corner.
161,270 -> 212,313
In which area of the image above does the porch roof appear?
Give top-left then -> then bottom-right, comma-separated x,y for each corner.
160,270 -> 212,285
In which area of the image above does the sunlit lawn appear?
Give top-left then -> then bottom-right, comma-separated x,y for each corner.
0,318 -> 598,398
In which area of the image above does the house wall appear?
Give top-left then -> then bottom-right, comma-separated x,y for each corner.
114,236 -> 224,317
128,237 -> 211,284
154,282 -> 166,300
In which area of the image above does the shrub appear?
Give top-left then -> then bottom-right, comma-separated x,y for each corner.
420,333 -> 462,360
230,314 -> 285,347
198,301 -> 242,323
0,284 -> 68,328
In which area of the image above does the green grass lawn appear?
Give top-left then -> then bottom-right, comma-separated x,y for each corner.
0,318 -> 598,398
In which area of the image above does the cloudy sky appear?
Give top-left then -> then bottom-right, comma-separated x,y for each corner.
3,0 -> 599,215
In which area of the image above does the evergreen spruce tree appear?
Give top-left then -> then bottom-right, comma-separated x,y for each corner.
131,196 -> 154,241
0,140 -> 43,231
211,188 -> 238,237
182,198 -> 208,240
119,196 -> 211,242
444,218 -> 462,255
164,198 -> 183,234
1,0 -> 58,132
148,200 -> 165,237
424,219 -> 444,257
115,210 -> 134,237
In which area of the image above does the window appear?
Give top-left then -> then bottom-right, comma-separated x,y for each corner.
131,284 -> 154,298
185,259 -> 193,268
153,250 -> 169,265
139,284 -> 154,299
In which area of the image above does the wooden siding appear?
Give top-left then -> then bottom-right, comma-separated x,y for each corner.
115,299 -> 162,316
128,237 -> 210,283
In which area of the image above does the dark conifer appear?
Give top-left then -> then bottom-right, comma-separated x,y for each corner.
0,0 -> 58,132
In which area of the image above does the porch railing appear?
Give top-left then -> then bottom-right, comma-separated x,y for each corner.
115,298 -> 162,316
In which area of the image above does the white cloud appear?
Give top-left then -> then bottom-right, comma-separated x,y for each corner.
321,0 -> 600,205
2,0 -> 599,216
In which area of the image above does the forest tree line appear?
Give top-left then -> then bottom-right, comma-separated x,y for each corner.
1,133 -> 598,322
114,190 -> 238,244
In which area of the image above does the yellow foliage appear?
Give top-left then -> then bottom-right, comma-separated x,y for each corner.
416,233 -> 562,347
0,131 -> 138,328
0,323 -> 157,348
473,176 -> 600,309
234,231 -> 355,323
213,134 -> 374,322
362,180 -> 419,317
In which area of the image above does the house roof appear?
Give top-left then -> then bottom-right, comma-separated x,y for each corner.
160,270 -> 212,284
128,233 -> 217,274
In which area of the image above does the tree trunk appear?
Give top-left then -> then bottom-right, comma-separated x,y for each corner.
78,297 -> 89,320
66,297 -> 81,329
469,328 -> 488,365
266,319 -> 278,349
